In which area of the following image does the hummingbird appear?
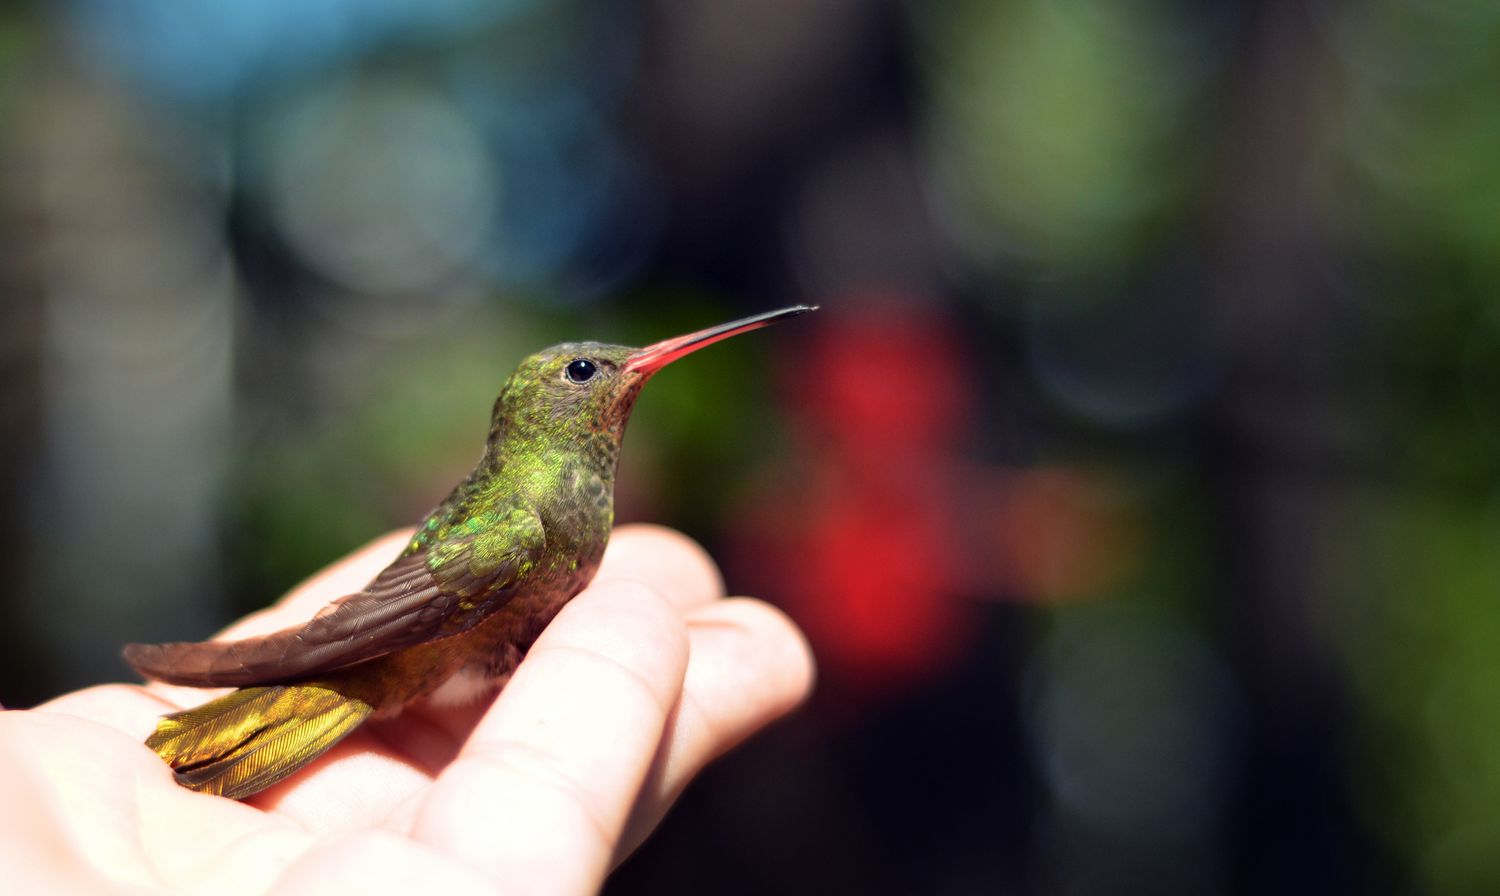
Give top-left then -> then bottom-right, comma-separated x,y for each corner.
123,305 -> 815,800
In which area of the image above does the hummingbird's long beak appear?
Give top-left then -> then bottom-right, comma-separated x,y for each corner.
624,305 -> 817,376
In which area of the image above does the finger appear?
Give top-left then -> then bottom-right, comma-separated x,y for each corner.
617,598 -> 815,858
411,579 -> 689,893
595,524 -> 725,613
35,684 -> 181,740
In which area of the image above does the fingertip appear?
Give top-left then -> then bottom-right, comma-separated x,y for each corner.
598,524 -> 726,612
413,577 -> 694,890
614,597 -> 815,858
688,598 -> 817,716
544,578 -> 691,692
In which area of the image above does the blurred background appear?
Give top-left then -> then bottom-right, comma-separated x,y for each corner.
1,0 -> 1498,892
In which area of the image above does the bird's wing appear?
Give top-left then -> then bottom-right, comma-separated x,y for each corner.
123,506 -> 547,687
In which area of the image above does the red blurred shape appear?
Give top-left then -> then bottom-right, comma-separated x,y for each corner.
789,302 -> 969,457
731,303 -> 976,712
731,300 -> 1136,717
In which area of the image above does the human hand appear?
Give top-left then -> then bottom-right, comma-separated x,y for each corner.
1,524 -> 814,894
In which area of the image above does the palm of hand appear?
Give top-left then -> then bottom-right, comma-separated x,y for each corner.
3,525 -> 813,895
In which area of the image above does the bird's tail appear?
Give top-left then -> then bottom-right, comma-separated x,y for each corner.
145,684 -> 373,800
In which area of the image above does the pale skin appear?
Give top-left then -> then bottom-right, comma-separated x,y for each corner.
0,524 -> 815,894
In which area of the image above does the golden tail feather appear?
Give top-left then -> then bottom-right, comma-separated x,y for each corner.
146,685 -> 374,800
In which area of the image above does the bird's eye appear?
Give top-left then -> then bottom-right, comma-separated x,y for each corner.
565,358 -> 598,384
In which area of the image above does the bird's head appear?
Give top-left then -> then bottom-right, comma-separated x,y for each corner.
489,306 -> 816,453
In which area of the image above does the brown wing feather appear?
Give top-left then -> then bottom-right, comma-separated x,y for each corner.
124,509 -> 545,687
